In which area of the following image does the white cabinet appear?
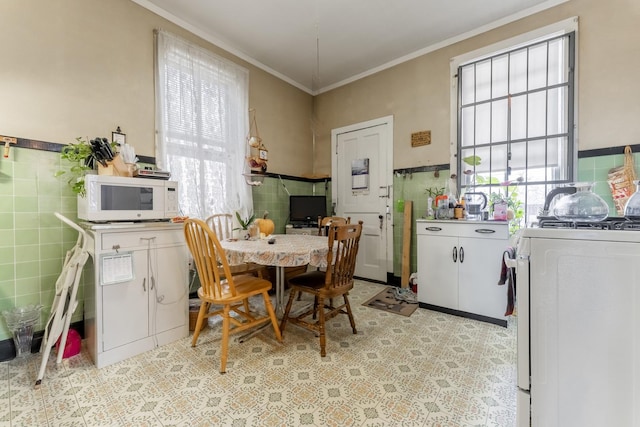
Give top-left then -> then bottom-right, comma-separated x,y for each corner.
416,220 -> 508,326
83,222 -> 188,368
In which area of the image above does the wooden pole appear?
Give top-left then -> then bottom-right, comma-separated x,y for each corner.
401,200 -> 412,288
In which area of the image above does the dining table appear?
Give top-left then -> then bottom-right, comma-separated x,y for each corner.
219,233 -> 329,316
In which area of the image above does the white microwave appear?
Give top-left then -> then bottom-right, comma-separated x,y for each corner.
78,175 -> 179,222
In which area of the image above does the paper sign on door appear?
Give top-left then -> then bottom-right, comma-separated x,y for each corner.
101,252 -> 134,285
351,158 -> 370,193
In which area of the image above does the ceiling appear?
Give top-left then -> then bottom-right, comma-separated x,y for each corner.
133,0 -> 565,94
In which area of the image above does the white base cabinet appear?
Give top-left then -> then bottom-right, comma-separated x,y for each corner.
83,222 -> 189,368
416,220 -> 509,326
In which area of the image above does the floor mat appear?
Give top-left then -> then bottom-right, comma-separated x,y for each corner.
362,286 -> 419,317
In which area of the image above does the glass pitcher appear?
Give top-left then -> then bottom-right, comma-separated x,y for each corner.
552,182 -> 609,222
623,180 -> 640,219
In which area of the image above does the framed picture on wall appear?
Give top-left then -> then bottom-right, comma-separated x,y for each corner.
112,127 -> 126,146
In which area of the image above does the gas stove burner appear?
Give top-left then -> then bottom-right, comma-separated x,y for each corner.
537,216 -> 640,230
621,221 -> 640,231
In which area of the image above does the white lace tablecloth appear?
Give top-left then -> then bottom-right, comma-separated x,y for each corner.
219,234 -> 329,268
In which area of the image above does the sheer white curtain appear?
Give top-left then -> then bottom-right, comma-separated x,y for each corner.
155,29 -> 252,220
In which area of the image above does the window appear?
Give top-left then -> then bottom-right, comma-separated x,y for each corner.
456,26 -> 576,228
155,30 -> 252,220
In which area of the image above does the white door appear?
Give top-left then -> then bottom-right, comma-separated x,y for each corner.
153,245 -> 188,335
457,236 -> 506,319
417,233 -> 458,308
331,116 -> 393,282
101,250 -> 149,351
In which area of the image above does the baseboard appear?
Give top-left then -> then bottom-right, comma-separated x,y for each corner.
353,275 -> 391,286
418,302 -> 508,327
388,273 -> 401,286
0,320 -> 85,362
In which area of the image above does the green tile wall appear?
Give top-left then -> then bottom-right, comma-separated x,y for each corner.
392,170 -> 451,279
578,152 -> 640,216
1,145 -> 638,342
252,176 -> 331,234
0,147 -> 82,342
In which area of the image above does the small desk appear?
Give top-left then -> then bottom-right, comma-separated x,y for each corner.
219,234 -> 329,316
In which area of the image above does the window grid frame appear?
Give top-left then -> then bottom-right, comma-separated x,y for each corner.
457,32 -> 575,224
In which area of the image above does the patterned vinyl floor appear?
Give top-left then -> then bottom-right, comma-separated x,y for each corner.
1,280 -> 517,427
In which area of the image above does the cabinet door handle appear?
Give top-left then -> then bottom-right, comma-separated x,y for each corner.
452,246 -> 457,263
142,277 -> 146,292
474,228 -> 496,234
426,227 -> 442,232
459,246 -> 465,263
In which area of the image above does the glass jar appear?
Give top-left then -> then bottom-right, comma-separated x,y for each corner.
248,223 -> 260,240
624,180 -> 640,219
552,182 -> 609,222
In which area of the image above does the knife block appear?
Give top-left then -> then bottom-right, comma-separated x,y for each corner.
98,154 -> 132,177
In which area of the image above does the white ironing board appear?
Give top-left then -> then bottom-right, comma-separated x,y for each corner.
35,213 -> 90,389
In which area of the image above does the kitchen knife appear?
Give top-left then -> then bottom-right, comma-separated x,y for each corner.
88,139 -> 108,167
85,154 -> 95,169
93,150 -> 108,167
101,137 -> 115,160
99,144 -> 112,162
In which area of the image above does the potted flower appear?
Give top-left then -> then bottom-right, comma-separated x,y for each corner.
234,212 -> 256,240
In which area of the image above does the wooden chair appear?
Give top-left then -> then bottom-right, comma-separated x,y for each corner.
205,213 -> 266,278
317,215 -> 350,236
291,215 -> 351,302
205,213 -> 235,239
184,218 -> 282,373
280,221 -> 363,356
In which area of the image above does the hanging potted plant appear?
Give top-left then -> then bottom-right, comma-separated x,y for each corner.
246,108 -> 268,175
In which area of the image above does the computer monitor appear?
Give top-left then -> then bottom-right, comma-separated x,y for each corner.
289,195 -> 327,226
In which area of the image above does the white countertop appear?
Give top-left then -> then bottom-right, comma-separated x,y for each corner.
520,226 -> 640,243
80,220 -> 184,231
416,218 -> 509,226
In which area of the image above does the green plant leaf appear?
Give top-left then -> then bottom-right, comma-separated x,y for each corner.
55,137 -> 95,196
462,155 -> 482,166
425,187 -> 445,197
235,211 -> 255,229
